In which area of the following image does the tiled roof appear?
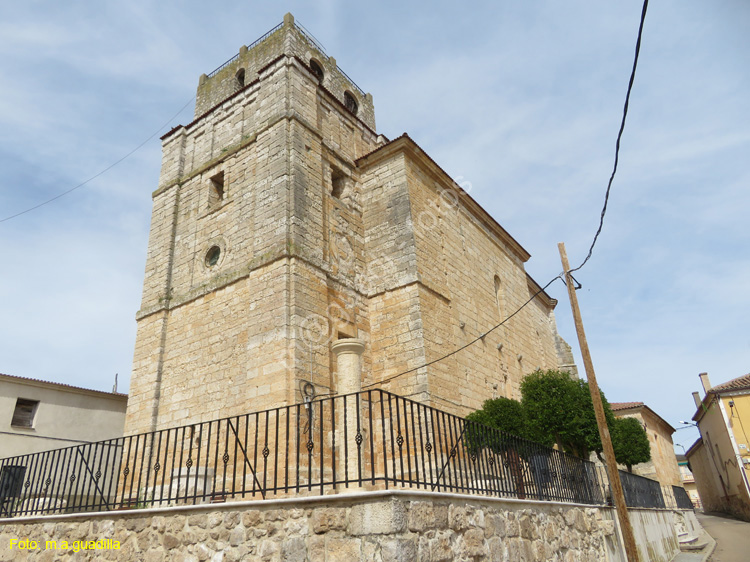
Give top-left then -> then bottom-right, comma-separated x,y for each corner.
610,401 -> 644,411
708,373 -> 750,394
0,372 -> 127,398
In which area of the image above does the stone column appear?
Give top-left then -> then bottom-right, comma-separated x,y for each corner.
332,338 -> 365,395
332,338 -> 365,486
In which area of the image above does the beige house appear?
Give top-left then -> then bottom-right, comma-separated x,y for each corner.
677,454 -> 701,508
124,13 -> 575,436
610,401 -> 681,487
0,373 -> 127,458
687,372 -> 750,521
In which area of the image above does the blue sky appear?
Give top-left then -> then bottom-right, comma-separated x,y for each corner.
1,1 -> 748,451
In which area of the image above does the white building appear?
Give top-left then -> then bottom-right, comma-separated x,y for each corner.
0,373 -> 127,458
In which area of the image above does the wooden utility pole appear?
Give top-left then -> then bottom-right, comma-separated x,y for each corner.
558,242 -> 640,562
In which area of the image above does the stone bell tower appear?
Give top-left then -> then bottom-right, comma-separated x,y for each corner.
124,14 -> 574,437
124,13 -> 380,435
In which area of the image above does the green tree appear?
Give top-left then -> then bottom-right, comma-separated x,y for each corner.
464,396 -> 529,499
464,397 -> 527,453
466,397 -> 527,437
520,369 -> 616,459
612,416 -> 651,472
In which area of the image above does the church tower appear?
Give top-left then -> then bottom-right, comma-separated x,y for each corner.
125,14 -> 572,437
125,14 -> 381,435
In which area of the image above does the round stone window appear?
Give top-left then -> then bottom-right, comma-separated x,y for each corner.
205,246 -> 221,267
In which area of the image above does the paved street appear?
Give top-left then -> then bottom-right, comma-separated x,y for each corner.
696,512 -> 750,562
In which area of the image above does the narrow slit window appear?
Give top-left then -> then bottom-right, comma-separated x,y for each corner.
494,275 -> 505,321
209,172 -> 225,207
236,68 -> 245,88
331,166 -> 346,199
11,398 -> 39,428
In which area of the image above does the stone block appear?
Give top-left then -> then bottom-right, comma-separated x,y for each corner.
312,507 -> 347,533
429,533 -> 454,562
519,515 -> 538,540
229,525 -> 246,546
448,505 -> 469,531
325,537 -> 361,562
242,511 -> 263,527
598,520 -> 615,536
258,539 -> 280,560
484,513 -> 506,538
381,538 -> 417,562
163,533 -> 181,550
349,500 -> 406,535
281,537 -> 307,562
408,501 -> 434,532
307,535 -> 326,561
460,528 -> 486,558
487,537 -> 505,560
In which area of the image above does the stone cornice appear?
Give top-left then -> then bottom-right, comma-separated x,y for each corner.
526,273 -> 557,310
161,53 -> 378,144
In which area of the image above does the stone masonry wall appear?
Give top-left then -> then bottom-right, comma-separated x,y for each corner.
0,492 -> 621,562
126,49 -> 380,435
357,139 -> 565,416
126,14 -> 574,436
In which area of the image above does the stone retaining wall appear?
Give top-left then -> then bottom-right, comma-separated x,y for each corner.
1,491 -> 621,562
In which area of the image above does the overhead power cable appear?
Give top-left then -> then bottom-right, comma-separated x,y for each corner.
363,1 -> 650,390
362,275 -> 562,390
568,0 -> 649,274
0,97 -> 195,224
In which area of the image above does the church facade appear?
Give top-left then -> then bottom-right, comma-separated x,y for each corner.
124,14 -> 574,436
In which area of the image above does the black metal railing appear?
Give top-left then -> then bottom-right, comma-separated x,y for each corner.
206,23 -> 284,78
671,485 -> 695,510
295,22 -> 327,57
1,390 -> 605,518
617,470 -> 666,508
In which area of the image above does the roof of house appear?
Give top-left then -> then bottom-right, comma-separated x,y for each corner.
609,401 -> 676,434
685,437 -> 703,458
611,401 -> 645,411
708,373 -> 750,394
692,374 -> 750,422
0,372 -> 127,398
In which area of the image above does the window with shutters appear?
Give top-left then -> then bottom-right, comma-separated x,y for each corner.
11,398 -> 39,428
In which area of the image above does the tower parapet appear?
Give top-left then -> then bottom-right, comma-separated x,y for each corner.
195,13 -> 375,131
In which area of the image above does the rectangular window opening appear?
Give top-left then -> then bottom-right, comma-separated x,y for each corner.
209,171 -> 225,206
331,166 -> 346,199
11,398 -> 39,428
